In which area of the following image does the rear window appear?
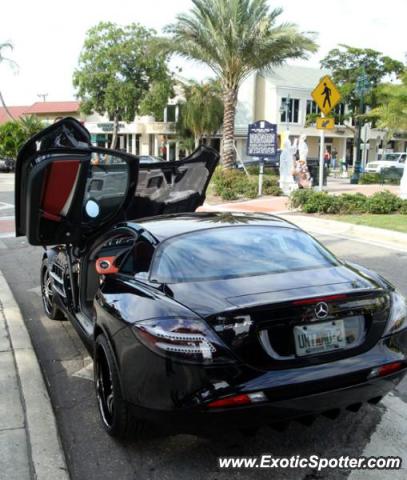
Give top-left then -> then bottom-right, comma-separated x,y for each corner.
150,226 -> 338,283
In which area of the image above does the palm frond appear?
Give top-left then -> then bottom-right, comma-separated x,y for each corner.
161,0 -> 318,89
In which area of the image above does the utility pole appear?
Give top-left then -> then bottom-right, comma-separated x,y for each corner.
37,93 -> 48,102
351,67 -> 370,184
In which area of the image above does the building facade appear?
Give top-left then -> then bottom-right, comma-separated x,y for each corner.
2,68 -> 406,164
234,66 -> 406,166
0,100 -> 182,161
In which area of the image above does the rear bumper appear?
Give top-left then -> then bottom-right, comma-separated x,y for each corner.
114,327 -> 407,433
128,369 -> 405,433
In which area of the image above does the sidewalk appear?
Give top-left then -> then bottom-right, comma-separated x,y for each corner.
0,271 -> 69,480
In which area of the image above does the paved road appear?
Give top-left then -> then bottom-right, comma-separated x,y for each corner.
1,172 -> 407,479
0,173 -> 15,239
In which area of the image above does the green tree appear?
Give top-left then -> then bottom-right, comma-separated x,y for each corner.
179,80 -> 223,147
73,22 -> 172,148
161,0 -> 317,168
368,71 -> 407,135
139,79 -> 174,121
0,116 -> 44,158
320,45 -> 404,117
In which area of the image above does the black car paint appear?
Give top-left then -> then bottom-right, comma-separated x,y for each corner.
44,213 -> 407,433
15,118 -> 407,435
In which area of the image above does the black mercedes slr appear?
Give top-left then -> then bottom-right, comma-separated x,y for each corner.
15,118 -> 407,438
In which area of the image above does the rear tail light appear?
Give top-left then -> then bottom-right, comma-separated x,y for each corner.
207,391 -> 266,408
383,291 -> 407,336
368,361 -> 404,379
133,318 -> 235,364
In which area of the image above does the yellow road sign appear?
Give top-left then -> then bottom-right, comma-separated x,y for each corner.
311,75 -> 341,115
316,117 -> 335,130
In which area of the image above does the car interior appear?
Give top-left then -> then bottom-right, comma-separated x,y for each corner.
80,232 -> 156,321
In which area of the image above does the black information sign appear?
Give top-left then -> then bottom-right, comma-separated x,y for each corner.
247,120 -> 277,158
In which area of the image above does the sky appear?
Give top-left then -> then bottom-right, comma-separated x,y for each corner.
0,0 -> 406,106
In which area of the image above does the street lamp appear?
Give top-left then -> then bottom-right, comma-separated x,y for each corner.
350,67 -> 371,184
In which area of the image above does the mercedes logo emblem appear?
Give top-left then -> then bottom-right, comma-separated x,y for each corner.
314,302 -> 329,319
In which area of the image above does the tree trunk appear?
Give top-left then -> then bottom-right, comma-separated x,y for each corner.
0,91 -> 15,120
221,88 -> 238,169
110,114 -> 119,150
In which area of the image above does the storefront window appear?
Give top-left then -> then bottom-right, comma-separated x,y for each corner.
280,98 -> 300,123
306,100 -> 319,115
166,105 -> 177,122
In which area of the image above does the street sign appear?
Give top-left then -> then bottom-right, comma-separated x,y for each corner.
311,75 -> 341,115
316,117 -> 335,130
247,120 -> 277,158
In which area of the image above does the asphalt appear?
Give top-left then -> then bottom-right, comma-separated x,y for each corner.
1,172 -> 407,479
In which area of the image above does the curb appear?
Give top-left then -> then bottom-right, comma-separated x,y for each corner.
0,271 -> 69,480
279,214 -> 407,251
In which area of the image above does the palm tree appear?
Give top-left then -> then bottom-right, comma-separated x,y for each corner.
19,115 -> 45,136
162,0 -> 317,168
0,42 -> 17,120
180,80 -> 223,147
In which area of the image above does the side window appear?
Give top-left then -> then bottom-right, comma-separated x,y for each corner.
83,152 -> 129,221
400,154 -> 406,163
120,237 -> 155,278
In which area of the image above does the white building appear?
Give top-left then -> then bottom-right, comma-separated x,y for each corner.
84,84 -> 185,161
234,65 -> 406,165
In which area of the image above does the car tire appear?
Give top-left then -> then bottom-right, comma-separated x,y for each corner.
94,334 -> 144,439
41,259 -> 65,320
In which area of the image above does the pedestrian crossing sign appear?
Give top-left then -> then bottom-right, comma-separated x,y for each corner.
311,75 -> 341,115
316,116 -> 335,129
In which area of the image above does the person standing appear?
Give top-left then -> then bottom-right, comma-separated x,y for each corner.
324,148 -> 331,168
331,147 -> 337,170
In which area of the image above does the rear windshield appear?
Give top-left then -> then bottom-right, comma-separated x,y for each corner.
150,226 -> 338,283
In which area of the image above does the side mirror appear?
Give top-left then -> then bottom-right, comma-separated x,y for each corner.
95,256 -> 120,275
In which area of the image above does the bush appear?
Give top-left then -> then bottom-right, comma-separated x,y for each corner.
336,193 -> 367,214
290,189 -> 405,215
246,165 -> 278,176
359,173 -> 382,184
262,176 -> 282,196
400,200 -> 407,215
211,167 -> 281,200
289,189 -> 315,209
264,184 -> 283,196
301,192 -> 342,214
211,167 -> 246,200
246,165 -> 260,175
365,191 -> 402,214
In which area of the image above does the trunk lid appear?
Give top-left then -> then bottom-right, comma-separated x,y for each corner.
169,265 -> 390,369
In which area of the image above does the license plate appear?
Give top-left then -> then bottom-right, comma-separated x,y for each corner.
294,320 -> 346,357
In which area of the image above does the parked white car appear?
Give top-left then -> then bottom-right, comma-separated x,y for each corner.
365,152 -> 407,173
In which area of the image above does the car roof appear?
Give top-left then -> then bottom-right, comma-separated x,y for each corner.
127,212 -> 299,242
